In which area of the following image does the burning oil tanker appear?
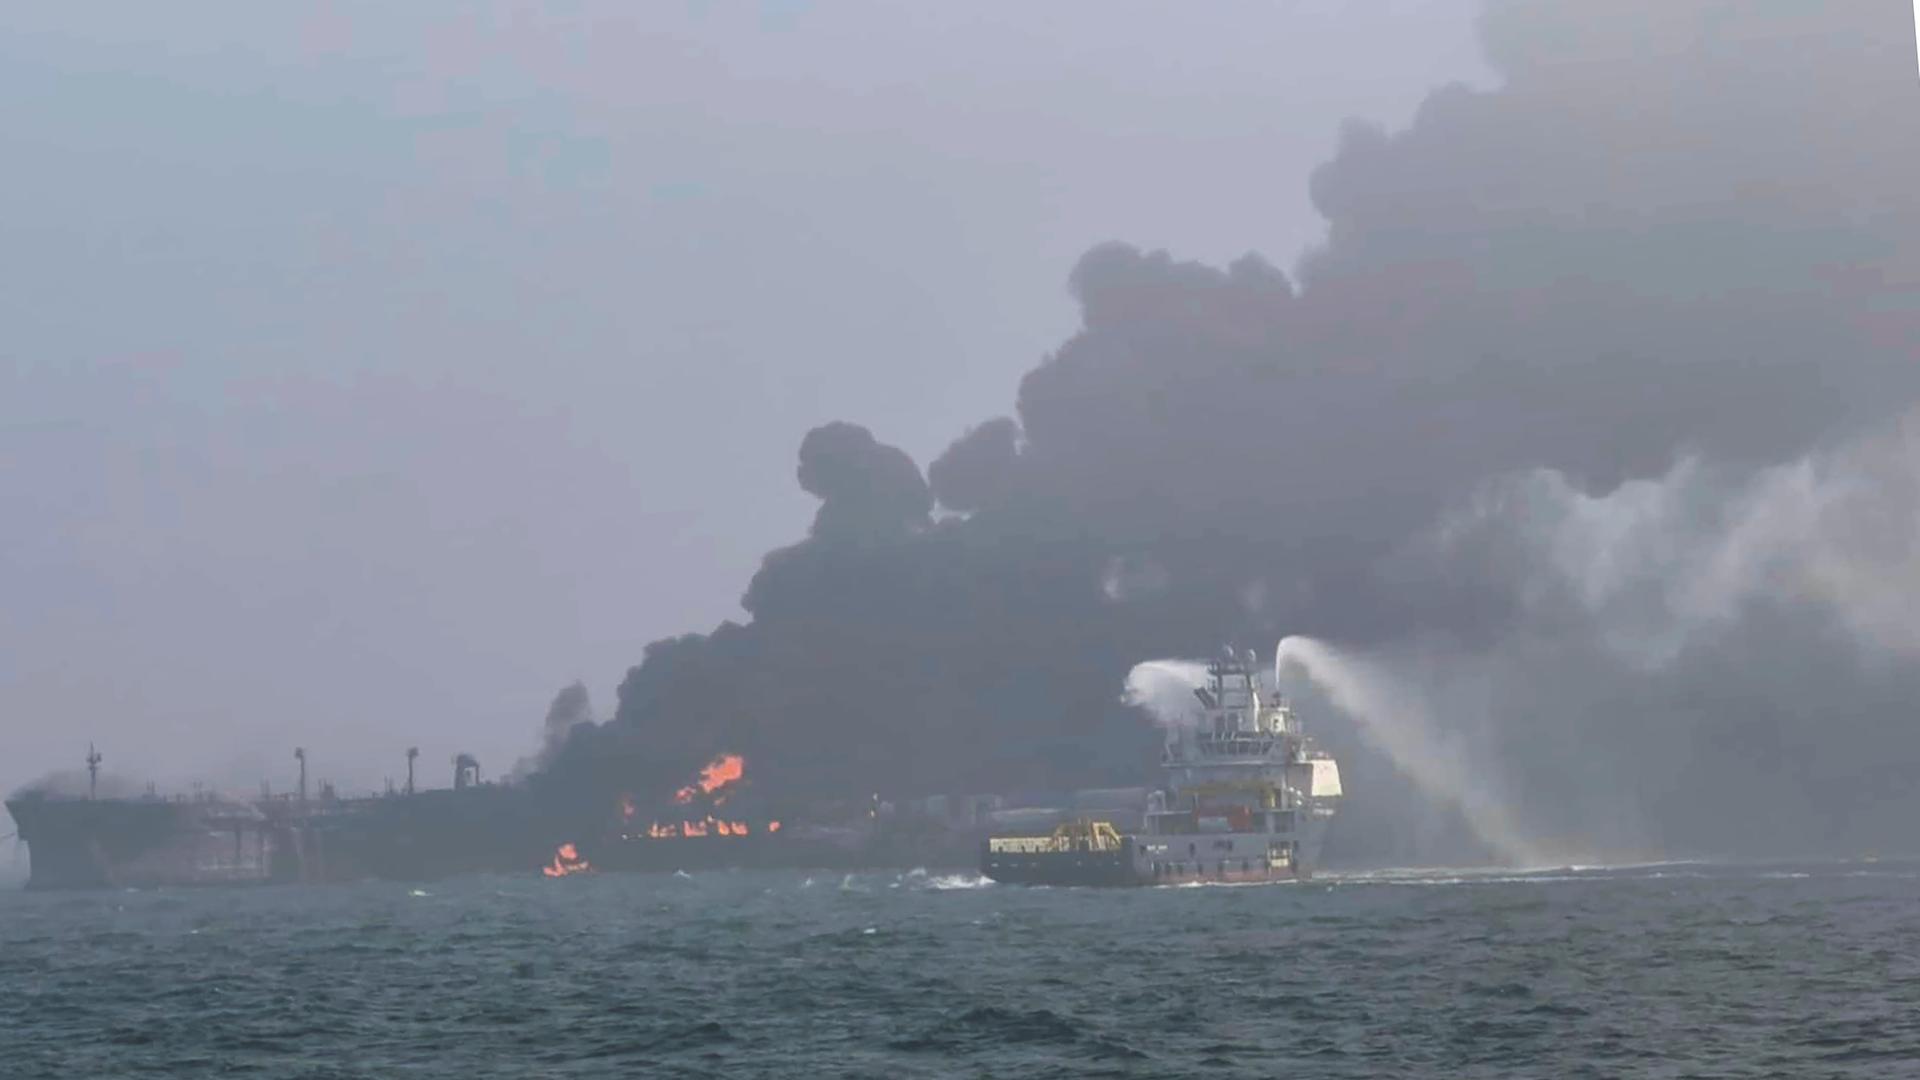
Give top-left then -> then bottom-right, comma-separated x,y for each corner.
538,751 -> 945,880
6,650 -> 1299,890
4,745 -> 973,890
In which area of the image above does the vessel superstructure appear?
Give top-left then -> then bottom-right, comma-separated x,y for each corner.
981,648 -> 1341,885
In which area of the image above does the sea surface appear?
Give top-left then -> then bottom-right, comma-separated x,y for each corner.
2,860 -> 1918,1078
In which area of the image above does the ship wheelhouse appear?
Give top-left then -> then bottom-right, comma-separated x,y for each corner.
1136,648 -> 1336,876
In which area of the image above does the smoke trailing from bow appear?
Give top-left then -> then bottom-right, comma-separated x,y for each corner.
548,0 -> 1920,864
12,770 -> 143,801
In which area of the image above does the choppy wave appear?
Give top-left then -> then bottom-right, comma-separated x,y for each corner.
1319,858 -> 1895,887
3,861 -> 1916,1077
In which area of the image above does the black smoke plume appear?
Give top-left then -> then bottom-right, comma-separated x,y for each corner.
510,682 -> 594,781
550,0 -> 1920,863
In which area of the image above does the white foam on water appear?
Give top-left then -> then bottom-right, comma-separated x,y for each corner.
888,867 -> 993,891
922,873 -> 994,891
1155,878 -> 1298,889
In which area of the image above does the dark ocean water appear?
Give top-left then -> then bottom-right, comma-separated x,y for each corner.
3,861 -> 1918,1079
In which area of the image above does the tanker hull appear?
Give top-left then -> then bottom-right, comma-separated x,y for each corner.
6,793 -> 276,891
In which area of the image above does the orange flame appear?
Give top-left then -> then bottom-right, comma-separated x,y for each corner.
673,753 -> 746,804
541,841 -> 593,878
636,816 -> 778,840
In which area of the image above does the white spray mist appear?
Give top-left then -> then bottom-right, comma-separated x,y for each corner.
1121,659 -> 1211,729
1273,635 -> 1546,867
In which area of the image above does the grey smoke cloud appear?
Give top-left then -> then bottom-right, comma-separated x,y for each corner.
796,422 -> 934,542
565,0 -> 1920,865
1445,411 -> 1920,671
2,1 -> 1483,844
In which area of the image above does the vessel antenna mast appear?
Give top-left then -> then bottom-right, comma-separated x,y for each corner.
86,743 -> 102,800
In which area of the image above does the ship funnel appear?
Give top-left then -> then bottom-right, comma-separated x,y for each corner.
453,752 -> 481,790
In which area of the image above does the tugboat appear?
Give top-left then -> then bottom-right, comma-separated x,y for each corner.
981,648 -> 1341,886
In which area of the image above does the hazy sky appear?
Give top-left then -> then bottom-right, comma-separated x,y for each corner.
2,2 -> 1487,817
